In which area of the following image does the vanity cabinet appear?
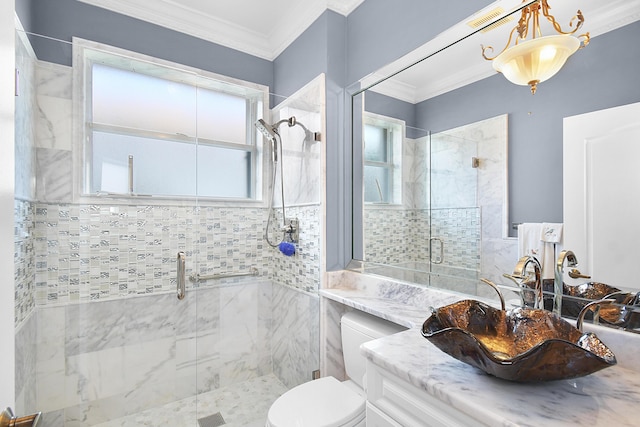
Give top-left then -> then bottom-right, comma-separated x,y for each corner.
365,361 -> 481,427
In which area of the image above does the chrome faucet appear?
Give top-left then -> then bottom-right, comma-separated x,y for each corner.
512,255 -> 543,309
554,250 -> 577,316
554,250 -> 589,316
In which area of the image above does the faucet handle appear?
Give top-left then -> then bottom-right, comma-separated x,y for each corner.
568,268 -> 591,279
502,273 -> 525,285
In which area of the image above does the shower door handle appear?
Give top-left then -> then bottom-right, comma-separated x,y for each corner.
177,251 -> 186,300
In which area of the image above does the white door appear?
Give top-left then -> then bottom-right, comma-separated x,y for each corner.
564,102 -> 640,291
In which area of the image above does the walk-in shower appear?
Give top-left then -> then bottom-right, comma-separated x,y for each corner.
255,116 -> 320,256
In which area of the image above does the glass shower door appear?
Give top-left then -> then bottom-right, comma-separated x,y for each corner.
12,30 -> 203,425
428,130 -> 481,294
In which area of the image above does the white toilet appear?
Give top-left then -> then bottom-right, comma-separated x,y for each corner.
266,310 -> 406,427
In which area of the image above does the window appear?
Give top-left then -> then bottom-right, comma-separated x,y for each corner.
78,40 -> 267,200
363,113 -> 403,204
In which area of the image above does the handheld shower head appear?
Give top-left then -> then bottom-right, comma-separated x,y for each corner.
255,119 -> 279,162
255,116 -> 321,163
256,119 -> 277,142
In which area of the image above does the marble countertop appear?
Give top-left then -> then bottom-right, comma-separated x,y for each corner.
321,270 -> 640,427
320,271 -> 472,329
362,329 -> 640,427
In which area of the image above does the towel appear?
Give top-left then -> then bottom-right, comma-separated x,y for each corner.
541,223 -> 563,243
540,223 -> 563,279
517,223 -> 544,259
518,223 -> 557,280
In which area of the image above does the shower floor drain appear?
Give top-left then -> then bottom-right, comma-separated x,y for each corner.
198,412 -> 226,427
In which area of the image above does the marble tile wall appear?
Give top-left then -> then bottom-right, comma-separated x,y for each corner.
429,207 -> 481,271
34,59 -> 74,203
402,138 -> 428,210
267,75 -> 324,295
443,115 -> 515,298
265,75 -> 324,388
319,296 -> 352,381
33,203 -> 269,304
15,200 -> 36,324
15,31 -> 37,201
268,205 -> 321,293
14,314 -> 37,416
27,199 -> 322,424
363,208 -> 416,266
33,281 -> 272,426
14,30 -> 37,327
271,284 -> 320,389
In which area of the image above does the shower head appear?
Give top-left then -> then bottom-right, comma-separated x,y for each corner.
256,119 -> 278,143
256,116 -> 321,163
255,119 -> 279,162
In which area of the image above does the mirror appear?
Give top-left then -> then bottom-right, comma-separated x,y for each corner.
351,0 -> 640,329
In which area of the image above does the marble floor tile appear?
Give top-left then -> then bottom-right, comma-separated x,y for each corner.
93,374 -> 287,427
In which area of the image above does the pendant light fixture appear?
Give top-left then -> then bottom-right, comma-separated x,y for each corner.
482,0 -> 590,94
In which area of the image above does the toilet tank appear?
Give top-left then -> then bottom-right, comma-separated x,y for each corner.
341,310 -> 406,389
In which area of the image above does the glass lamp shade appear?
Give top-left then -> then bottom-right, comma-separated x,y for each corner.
493,35 -> 580,93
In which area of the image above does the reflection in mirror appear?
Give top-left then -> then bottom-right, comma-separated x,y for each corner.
351,0 -> 640,332
361,111 -> 507,299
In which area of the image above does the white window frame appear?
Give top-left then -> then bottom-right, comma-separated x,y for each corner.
363,112 -> 403,205
72,37 -> 269,203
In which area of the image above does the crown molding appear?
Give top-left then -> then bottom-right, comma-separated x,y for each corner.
586,0 -> 640,37
78,0 -> 364,61
268,1 -> 328,60
366,75 -> 419,104
328,0 -> 366,16
368,62 -> 497,104
415,64 -> 496,102
78,0 -> 274,59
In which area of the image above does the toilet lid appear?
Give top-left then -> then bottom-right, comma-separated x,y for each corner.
267,376 -> 365,427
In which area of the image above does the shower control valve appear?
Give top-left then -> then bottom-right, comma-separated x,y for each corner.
281,218 -> 299,244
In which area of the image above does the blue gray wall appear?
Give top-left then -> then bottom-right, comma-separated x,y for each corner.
416,21 -> 640,231
273,11 -> 346,97
345,0 -> 494,84
17,0 -> 273,88
272,11 -> 349,271
362,92 -> 417,128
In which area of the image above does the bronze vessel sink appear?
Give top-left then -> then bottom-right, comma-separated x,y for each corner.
421,299 -> 617,382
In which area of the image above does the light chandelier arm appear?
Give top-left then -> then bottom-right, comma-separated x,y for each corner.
481,2 -> 537,61
541,0 -> 584,36
577,32 -> 590,49
481,25 -> 521,60
540,4 -> 591,49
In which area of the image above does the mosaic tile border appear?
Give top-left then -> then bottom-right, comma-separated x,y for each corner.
364,207 -> 480,271
17,201 -> 322,312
